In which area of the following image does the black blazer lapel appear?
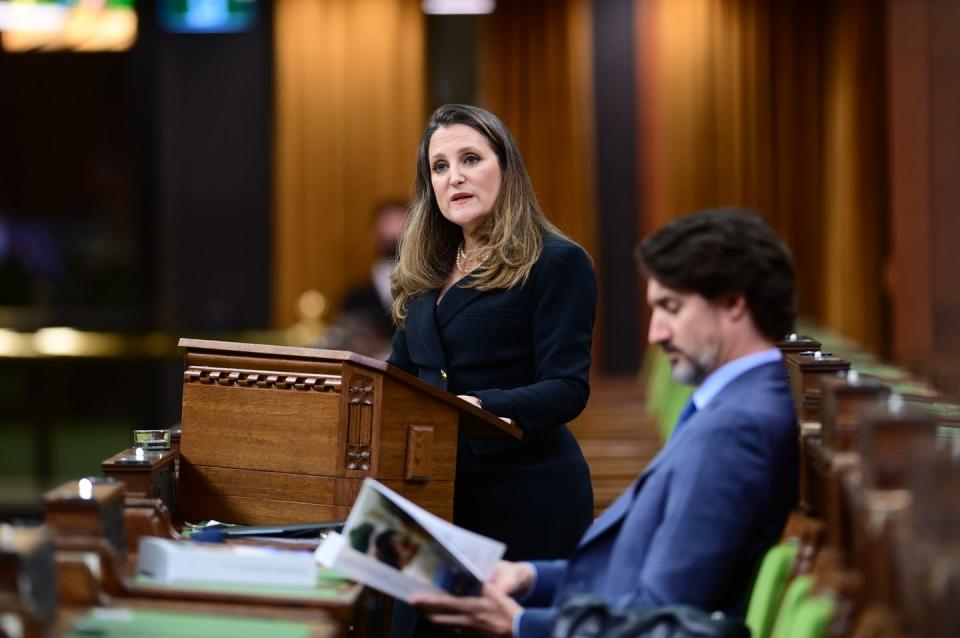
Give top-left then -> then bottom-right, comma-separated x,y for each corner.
411,290 -> 448,386
435,278 -> 484,329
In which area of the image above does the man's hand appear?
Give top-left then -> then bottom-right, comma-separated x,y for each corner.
411,584 -> 522,637
488,561 -> 535,598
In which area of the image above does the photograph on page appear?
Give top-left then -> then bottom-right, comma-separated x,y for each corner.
342,482 -> 483,596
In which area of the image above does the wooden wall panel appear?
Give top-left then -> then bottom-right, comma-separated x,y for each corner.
887,0 -> 960,396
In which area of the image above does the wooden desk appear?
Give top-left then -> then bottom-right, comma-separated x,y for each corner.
41,480 -> 365,636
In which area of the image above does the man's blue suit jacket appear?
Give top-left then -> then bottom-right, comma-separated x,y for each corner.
518,361 -> 798,638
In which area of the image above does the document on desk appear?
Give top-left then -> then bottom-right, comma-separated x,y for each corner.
314,478 -> 505,602
137,536 -> 317,588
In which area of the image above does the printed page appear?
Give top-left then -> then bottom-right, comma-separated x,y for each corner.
368,480 -> 505,580
328,479 -> 488,596
316,532 -> 446,603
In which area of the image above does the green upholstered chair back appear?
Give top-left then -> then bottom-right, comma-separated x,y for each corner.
770,574 -> 814,638
746,542 -> 799,638
783,595 -> 835,638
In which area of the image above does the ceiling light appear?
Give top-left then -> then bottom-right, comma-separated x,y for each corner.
422,0 -> 495,15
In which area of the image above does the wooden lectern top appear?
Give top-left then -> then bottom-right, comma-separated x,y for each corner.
178,339 -> 521,440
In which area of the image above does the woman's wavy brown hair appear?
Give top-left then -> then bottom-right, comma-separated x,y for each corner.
391,104 -> 563,328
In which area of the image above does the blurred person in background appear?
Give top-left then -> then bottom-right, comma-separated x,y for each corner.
336,200 -> 408,357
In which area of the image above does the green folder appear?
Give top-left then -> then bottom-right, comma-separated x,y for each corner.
65,607 -> 317,638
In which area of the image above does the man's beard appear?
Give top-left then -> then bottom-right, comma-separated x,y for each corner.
662,343 -> 710,386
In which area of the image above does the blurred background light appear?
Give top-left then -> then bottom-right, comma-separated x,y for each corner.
159,0 -> 258,33
33,327 -> 85,356
0,329 -> 30,357
0,0 -> 137,52
0,1 -> 67,31
421,0 -> 494,16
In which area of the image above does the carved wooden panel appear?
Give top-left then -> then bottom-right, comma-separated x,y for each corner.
183,366 -> 341,392
345,372 -> 376,473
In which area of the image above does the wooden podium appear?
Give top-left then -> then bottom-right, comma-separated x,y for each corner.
165,339 -> 520,526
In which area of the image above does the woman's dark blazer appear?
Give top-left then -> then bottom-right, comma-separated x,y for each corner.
388,233 -> 596,560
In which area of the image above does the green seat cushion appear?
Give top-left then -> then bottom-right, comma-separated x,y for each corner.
746,543 -> 799,638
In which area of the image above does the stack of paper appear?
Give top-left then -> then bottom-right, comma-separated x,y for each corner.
137,537 -> 317,588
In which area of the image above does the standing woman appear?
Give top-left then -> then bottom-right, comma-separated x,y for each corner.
389,104 -> 595,561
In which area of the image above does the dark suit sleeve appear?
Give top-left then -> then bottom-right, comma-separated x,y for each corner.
472,242 -> 596,434
386,327 -> 416,375
621,409 -> 774,609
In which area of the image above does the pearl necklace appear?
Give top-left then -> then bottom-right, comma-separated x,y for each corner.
456,242 -> 490,275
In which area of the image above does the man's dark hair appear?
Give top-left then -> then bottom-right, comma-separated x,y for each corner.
636,208 -> 796,341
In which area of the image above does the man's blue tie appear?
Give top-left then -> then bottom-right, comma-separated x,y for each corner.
671,398 -> 698,439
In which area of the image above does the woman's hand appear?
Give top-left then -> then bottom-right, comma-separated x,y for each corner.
458,395 -> 513,425
458,394 -> 482,408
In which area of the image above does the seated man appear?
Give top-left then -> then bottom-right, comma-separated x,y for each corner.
412,208 -> 799,637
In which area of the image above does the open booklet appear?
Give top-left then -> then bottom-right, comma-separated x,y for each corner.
314,478 -> 505,602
